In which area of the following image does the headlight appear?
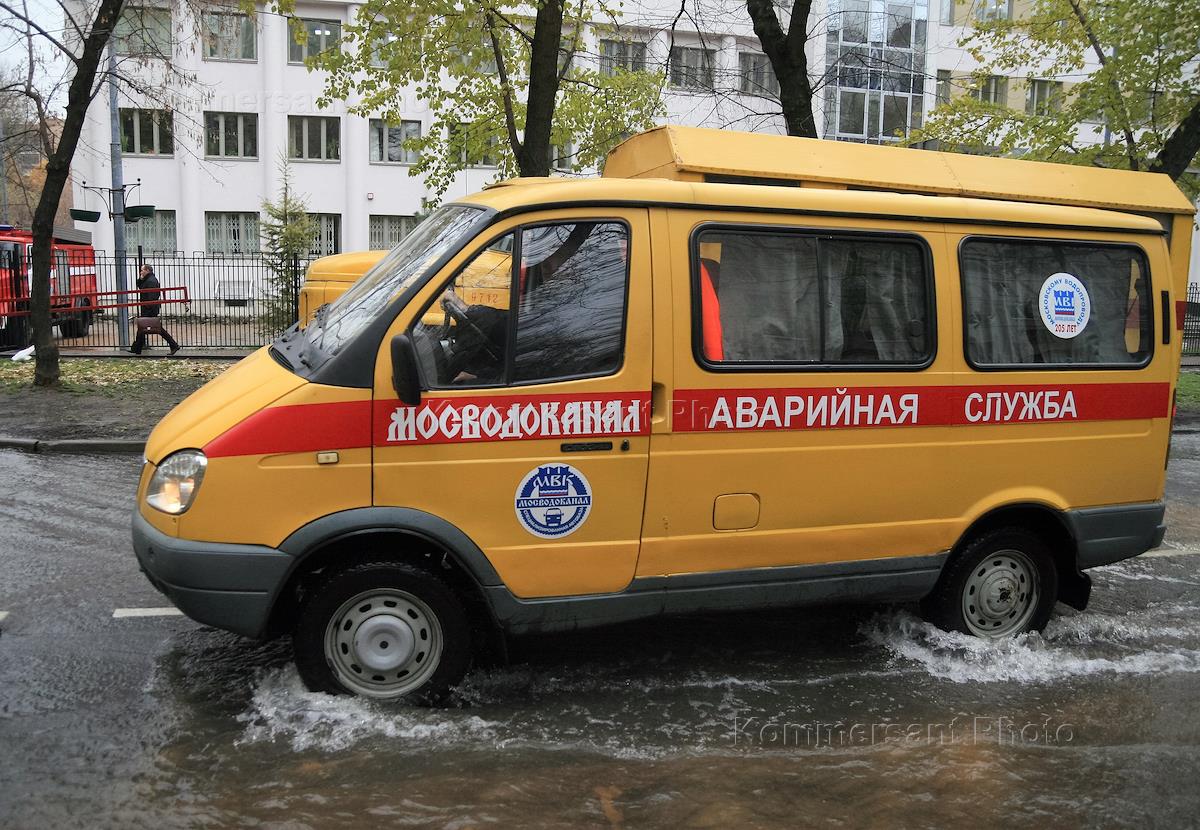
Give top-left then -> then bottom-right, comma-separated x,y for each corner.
146,450 -> 207,514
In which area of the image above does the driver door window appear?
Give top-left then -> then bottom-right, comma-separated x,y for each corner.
410,221 -> 629,388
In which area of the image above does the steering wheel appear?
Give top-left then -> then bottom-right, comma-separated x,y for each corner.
440,295 -> 503,363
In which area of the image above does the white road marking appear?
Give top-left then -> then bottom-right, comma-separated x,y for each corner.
112,607 -> 183,618
0,611 -> 8,622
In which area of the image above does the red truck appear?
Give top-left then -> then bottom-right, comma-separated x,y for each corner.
0,224 -> 98,347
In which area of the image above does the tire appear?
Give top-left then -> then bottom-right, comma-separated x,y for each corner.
920,528 -> 1059,638
58,300 -> 93,339
293,560 -> 472,705
0,314 -> 29,348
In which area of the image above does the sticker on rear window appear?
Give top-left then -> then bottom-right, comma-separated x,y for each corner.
1039,273 -> 1090,339
515,464 -> 592,539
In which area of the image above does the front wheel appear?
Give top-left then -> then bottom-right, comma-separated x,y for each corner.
921,528 -> 1059,638
293,560 -> 472,705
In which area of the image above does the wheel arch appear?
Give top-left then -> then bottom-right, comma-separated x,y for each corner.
950,501 -> 1090,610
264,508 -> 506,647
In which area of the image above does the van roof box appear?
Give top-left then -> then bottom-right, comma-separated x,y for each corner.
603,126 -> 1195,216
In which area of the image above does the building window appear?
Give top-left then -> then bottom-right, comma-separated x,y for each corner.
552,141 -> 574,171
114,6 -> 172,57
205,212 -> 260,256
205,112 -> 258,158
125,209 -> 177,254
971,75 -> 1008,106
369,119 -> 421,164
599,38 -> 646,75
119,108 -> 174,156
669,46 -> 714,90
975,0 -> 1012,22
288,116 -> 340,161
1026,79 -> 1062,115
308,213 -> 341,256
824,0 -> 927,143
960,239 -> 1150,368
288,18 -> 340,64
449,123 -> 498,167
940,0 -> 957,25
371,33 -> 400,68
369,215 -> 418,249
739,52 -> 779,97
936,69 -> 952,106
202,12 -> 256,61
694,228 -> 932,365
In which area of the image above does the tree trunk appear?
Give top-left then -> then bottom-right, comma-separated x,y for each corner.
1150,98 -> 1200,182
516,0 -> 564,177
746,0 -> 817,138
29,0 -> 126,387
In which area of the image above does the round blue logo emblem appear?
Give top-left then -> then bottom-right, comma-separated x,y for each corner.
1039,272 -> 1090,339
515,464 -> 592,539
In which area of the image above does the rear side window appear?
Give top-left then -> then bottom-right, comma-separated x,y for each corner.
960,238 -> 1151,368
694,227 -> 933,367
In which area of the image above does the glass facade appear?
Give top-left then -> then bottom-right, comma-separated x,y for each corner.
824,0 -> 928,142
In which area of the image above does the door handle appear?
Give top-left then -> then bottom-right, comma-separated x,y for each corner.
560,441 -> 613,453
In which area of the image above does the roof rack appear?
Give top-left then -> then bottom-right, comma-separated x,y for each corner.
603,126 -> 1195,216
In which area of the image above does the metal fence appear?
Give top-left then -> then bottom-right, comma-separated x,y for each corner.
52,251 -> 312,351
1185,284 -> 1200,357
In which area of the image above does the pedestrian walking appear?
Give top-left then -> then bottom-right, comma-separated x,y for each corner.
130,264 -> 180,355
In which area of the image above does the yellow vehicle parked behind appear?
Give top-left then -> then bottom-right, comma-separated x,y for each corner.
298,250 -> 388,326
133,127 -> 1194,704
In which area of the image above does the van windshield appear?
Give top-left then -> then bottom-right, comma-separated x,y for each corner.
300,204 -> 484,359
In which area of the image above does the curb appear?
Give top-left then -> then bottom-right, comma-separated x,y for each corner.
0,437 -> 145,455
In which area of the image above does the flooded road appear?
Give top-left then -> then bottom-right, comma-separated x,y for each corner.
2,444 -> 1200,828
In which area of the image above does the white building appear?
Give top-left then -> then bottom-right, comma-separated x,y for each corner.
71,0 -> 1196,274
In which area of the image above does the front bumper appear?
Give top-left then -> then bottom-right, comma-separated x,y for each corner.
1066,501 -> 1167,570
132,509 -> 293,638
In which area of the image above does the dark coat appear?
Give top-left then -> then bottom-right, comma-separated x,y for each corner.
137,271 -> 162,317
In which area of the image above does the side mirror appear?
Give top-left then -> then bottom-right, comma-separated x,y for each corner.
390,334 -> 421,406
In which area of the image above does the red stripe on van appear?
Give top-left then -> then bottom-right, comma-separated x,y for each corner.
204,400 -> 373,458
672,383 -> 1170,433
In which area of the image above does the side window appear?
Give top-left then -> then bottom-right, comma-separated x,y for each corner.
410,221 -> 629,387
960,238 -> 1151,368
695,228 -> 932,366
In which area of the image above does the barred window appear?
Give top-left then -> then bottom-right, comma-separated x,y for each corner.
694,228 -> 932,366
961,238 -> 1151,368
369,215 -> 419,249
308,213 -> 342,257
206,212 -> 260,256
125,210 -> 177,254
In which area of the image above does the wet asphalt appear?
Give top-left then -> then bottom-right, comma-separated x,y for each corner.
2,443 -> 1200,828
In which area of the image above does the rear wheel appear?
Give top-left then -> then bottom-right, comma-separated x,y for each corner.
58,300 -> 93,338
921,528 -> 1058,638
0,311 -> 29,348
293,560 -> 471,705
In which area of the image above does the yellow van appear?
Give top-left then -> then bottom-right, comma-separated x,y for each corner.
300,239 -> 514,328
298,250 -> 389,326
133,127 -> 1194,704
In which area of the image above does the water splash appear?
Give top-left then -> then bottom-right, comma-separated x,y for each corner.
862,605 -> 1200,684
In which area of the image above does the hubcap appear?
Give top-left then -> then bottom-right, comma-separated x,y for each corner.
961,549 -> 1040,638
323,588 -> 443,698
